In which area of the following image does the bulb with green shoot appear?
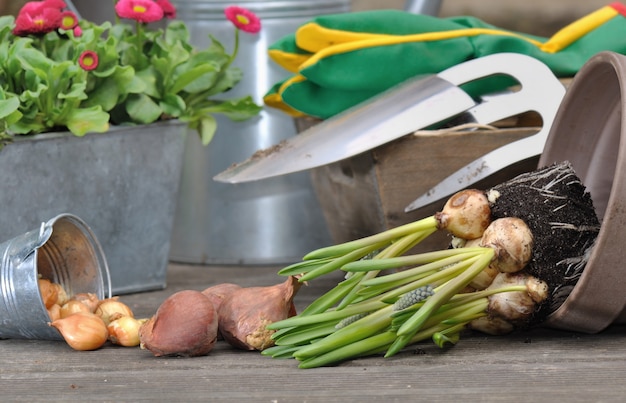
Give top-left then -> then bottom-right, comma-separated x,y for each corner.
264,162 -> 599,368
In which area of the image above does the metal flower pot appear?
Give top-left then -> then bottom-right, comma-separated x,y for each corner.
0,121 -> 186,294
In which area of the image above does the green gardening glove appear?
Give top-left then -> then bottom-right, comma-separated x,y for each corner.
264,3 -> 626,119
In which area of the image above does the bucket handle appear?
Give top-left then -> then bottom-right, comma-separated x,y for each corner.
9,222 -> 52,269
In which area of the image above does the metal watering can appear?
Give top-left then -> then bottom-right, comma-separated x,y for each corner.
168,0 -> 442,265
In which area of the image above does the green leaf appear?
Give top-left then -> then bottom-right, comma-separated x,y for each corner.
135,67 -> 160,98
199,115 -> 217,145
19,82 -> 47,105
432,330 -> 460,348
206,96 -> 263,121
205,66 -> 243,96
65,106 -> 110,136
89,35 -> 125,78
158,40 -> 190,69
16,45 -> 55,78
84,79 -> 122,111
58,81 -> 88,101
84,66 -> 140,111
164,20 -> 192,45
159,94 -> 186,117
125,72 -> 147,94
0,97 -> 20,120
125,93 -> 162,124
171,63 -> 220,94
198,115 -> 217,146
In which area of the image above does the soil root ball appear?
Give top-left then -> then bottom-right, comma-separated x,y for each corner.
487,162 -> 600,323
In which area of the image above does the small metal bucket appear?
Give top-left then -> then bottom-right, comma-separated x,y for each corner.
0,214 -> 111,340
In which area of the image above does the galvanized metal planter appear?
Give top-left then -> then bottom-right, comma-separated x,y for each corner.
0,213 -> 110,340
0,120 -> 186,295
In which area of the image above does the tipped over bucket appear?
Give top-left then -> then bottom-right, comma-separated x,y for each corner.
0,214 -> 111,340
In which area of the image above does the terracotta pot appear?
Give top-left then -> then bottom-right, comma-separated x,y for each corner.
539,51 -> 626,333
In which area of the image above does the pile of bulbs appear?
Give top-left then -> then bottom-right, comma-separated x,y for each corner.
39,277 -> 144,351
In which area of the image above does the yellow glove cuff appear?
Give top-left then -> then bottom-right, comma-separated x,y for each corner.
263,76 -> 308,117
541,4 -> 621,53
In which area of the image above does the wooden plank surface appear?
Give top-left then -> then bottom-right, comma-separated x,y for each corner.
2,263 -> 626,402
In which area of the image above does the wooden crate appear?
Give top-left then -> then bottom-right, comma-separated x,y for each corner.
298,118 -> 540,252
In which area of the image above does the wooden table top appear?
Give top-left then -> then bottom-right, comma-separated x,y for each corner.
2,263 -> 625,402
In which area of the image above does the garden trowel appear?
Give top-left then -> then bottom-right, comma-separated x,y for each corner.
214,53 -> 563,184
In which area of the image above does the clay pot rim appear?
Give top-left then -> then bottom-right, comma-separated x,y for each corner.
539,51 -> 626,333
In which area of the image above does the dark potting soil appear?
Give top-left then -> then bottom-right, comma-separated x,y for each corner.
488,161 -> 600,325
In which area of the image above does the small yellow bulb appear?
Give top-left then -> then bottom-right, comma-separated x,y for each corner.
95,298 -> 134,326
60,300 -> 91,318
51,282 -> 69,306
47,303 -> 62,322
49,312 -> 108,351
107,316 -> 146,347
70,293 -> 100,313
38,278 -> 58,309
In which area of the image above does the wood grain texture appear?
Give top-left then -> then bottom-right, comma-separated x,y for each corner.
1,264 -> 625,402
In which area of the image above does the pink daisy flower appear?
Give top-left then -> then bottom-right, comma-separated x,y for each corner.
155,0 -> 176,19
78,50 -> 99,71
114,0 -> 165,24
13,7 -> 63,35
19,0 -> 66,16
59,10 -> 78,30
224,6 -> 261,34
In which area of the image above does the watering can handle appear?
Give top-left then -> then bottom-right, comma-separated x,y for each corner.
405,0 -> 442,16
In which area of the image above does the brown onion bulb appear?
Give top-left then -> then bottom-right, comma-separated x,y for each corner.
202,283 -> 242,314
218,276 -> 302,351
139,290 -> 218,357
202,283 -> 243,340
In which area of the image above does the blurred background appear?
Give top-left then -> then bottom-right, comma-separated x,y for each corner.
1,0 -> 611,35
355,0 -> 609,35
